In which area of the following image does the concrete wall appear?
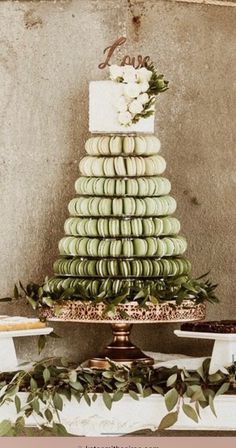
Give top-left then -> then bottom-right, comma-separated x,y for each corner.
0,0 -> 236,364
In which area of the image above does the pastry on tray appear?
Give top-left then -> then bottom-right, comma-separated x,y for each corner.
0,316 -> 46,332
181,320 -> 236,334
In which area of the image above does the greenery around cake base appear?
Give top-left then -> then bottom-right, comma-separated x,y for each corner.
2,273 -> 219,318
0,356 -> 234,436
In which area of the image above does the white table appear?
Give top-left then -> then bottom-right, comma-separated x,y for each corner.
0,327 -> 53,371
174,330 -> 236,374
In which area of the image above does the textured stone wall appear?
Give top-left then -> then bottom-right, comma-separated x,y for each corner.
0,0 -> 236,364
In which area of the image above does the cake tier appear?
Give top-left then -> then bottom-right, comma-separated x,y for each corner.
54,257 -> 191,278
79,155 -> 166,177
75,176 -> 171,197
58,236 -> 187,257
64,216 -> 180,237
89,81 -> 155,134
85,135 -> 160,156
68,196 -> 176,217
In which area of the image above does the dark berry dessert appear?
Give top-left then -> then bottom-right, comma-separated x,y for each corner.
181,320 -> 236,334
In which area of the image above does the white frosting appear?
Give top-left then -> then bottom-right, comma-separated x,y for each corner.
89,81 -> 155,134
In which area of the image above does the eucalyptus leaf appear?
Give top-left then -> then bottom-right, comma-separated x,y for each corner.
129,390 -> 139,401
166,373 -> 177,387
165,388 -> 178,411
15,395 -> 21,413
43,368 -> 50,383
53,393 -> 63,411
158,411 -> 178,430
182,403 -> 198,423
0,420 -> 12,436
215,382 -> 230,396
103,391 -> 112,410
112,390 -> 124,402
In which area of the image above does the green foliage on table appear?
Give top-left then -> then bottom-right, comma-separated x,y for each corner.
0,357 -> 235,436
2,273 -> 219,318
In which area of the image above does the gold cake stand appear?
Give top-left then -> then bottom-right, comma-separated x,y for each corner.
42,300 -> 206,369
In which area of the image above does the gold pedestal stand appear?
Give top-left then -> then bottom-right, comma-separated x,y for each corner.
88,323 -> 154,369
42,299 -> 206,369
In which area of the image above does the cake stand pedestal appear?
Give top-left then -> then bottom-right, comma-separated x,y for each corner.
0,327 -> 53,371
88,323 -> 153,369
174,330 -> 236,374
42,300 -> 206,368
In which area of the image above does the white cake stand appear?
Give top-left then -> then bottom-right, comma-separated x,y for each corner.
174,330 -> 236,374
0,327 -> 53,372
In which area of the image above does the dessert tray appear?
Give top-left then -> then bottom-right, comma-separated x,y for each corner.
175,329 -> 236,374
0,327 -> 53,372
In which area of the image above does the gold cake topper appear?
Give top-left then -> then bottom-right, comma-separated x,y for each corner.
98,37 -> 152,69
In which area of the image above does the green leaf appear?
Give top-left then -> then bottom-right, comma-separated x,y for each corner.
43,368 -> 50,383
45,408 -> 53,423
166,373 -> 177,387
83,391 -> 91,406
165,388 -> 179,411
112,390 -> 124,402
209,394 -> 217,417
27,296 -> 37,310
53,392 -> 63,411
92,393 -> 97,402
14,284 -> 19,299
129,390 -> 139,401
215,382 -> 230,396
52,422 -> 69,436
152,385 -> 164,395
32,398 -> 40,414
103,391 -> 112,410
42,296 -> 54,307
195,400 -> 200,417
102,370 -> 114,379
158,411 -> 178,430
49,331 -> 61,339
143,387 -> 152,398
69,370 -> 77,383
182,403 -> 198,423
30,378 -> 37,390
0,420 -> 12,436
15,395 -> 21,413
69,381 -> 84,391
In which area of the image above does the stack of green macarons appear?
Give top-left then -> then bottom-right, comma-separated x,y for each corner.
48,134 -> 191,296
54,257 -> 191,278
64,216 -> 181,237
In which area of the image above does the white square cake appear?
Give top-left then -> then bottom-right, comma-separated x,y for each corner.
89,80 -> 155,134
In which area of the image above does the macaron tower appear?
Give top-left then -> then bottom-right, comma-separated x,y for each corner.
47,64 -> 193,299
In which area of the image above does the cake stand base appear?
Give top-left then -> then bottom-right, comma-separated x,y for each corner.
88,323 -> 153,369
174,330 -> 236,374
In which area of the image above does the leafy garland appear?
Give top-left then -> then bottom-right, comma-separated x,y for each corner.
0,357 -> 235,436
1,273 -> 219,318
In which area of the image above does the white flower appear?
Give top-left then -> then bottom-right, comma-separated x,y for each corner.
118,111 -> 132,126
139,81 -> 149,93
128,100 -> 143,114
137,93 -> 149,104
109,64 -> 124,81
137,67 -> 152,82
115,95 -> 129,112
123,82 -> 142,98
122,65 -> 137,83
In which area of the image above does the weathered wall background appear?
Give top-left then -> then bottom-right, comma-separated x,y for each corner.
0,0 -> 235,364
